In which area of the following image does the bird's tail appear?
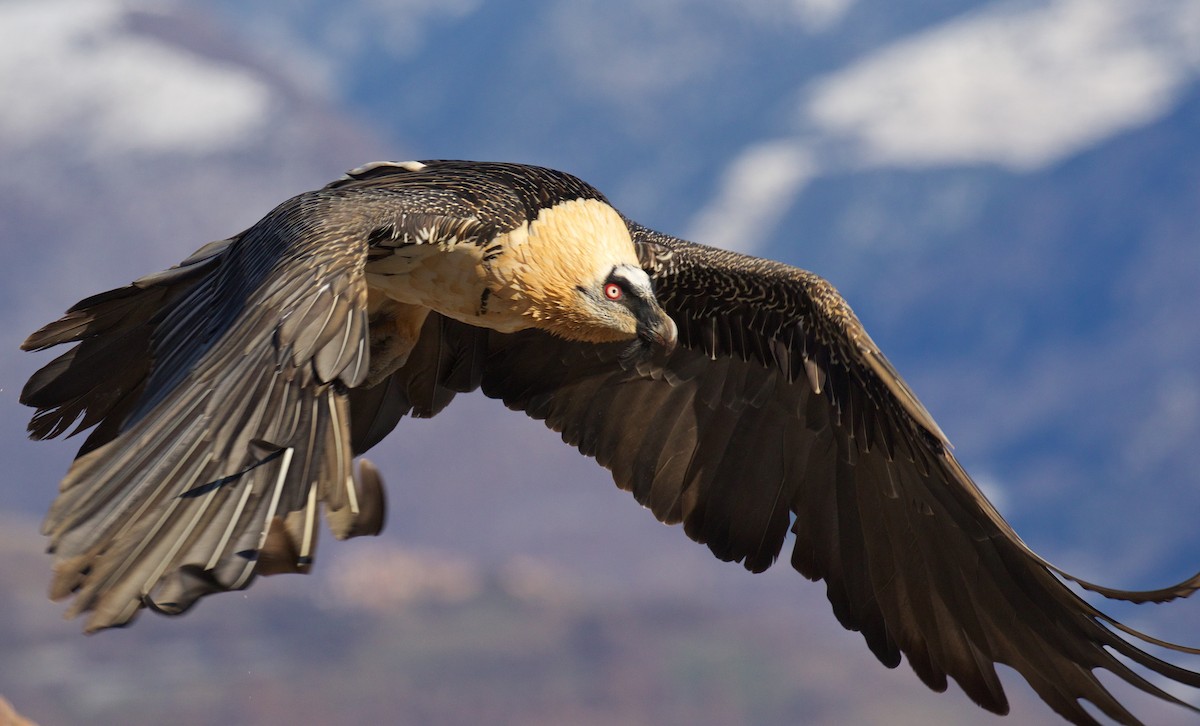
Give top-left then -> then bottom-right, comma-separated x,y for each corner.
21,238 -> 383,632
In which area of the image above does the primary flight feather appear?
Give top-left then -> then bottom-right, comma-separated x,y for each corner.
20,160 -> 1200,725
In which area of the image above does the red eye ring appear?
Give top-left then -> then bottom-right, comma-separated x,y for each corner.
604,282 -> 623,300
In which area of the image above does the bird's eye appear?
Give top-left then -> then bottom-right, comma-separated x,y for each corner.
604,282 -> 623,300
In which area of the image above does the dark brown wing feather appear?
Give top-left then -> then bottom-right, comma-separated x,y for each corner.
348,313 -> 488,454
21,239 -> 232,454
21,160 -> 604,631
23,192 -> 384,632
362,223 -> 1200,725
21,180 -> 486,630
23,161 -> 1200,721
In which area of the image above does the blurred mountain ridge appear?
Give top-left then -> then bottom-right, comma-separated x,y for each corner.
2,1 -> 1199,723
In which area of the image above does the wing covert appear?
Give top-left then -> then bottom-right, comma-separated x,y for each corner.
22,177 -> 499,631
20,159 -> 1200,722
433,222 -> 1200,724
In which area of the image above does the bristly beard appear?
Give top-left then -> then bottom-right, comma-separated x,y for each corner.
617,333 -> 658,370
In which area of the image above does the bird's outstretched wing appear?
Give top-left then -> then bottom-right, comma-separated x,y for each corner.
21,160 -> 615,631
22,156 -> 1200,722
19,180 -> 495,631
361,223 -> 1200,725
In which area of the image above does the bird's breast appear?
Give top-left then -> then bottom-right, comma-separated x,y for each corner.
364,235 -> 531,333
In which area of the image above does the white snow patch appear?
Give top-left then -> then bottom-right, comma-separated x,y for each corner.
0,0 -> 272,155
686,140 -> 817,254
804,0 -> 1200,170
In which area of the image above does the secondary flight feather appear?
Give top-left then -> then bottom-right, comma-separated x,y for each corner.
20,160 -> 1200,725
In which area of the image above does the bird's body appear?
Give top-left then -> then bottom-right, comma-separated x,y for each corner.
358,163 -> 646,343
20,160 -> 1200,724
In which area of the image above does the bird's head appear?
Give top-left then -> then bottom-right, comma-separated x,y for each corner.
572,263 -> 677,355
510,198 -> 678,354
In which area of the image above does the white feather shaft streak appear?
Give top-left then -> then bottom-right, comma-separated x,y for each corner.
205,481 -> 255,571
326,391 -> 356,515
66,449 -> 214,613
216,365 -> 281,461
329,308 -> 355,373
140,485 -> 221,595
48,386 -> 213,538
299,483 -> 318,563
804,358 -> 825,394
345,473 -> 360,516
306,289 -> 340,359
83,413 -> 210,550
115,451 -> 215,572
257,446 -> 296,553
349,333 -> 367,386
231,446 -> 294,590
66,499 -> 182,619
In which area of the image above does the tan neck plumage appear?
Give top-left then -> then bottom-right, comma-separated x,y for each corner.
365,197 -> 640,344
489,198 -> 641,343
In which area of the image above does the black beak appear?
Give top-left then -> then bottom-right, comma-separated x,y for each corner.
619,296 -> 679,369
619,300 -> 676,367
636,301 -> 678,355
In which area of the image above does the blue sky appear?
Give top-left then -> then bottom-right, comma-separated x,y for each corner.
2,0 -> 1200,722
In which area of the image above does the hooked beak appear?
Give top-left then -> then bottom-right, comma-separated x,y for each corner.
637,302 -> 678,355
620,301 -> 677,369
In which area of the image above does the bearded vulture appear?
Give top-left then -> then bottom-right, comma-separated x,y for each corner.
20,160 -> 1200,724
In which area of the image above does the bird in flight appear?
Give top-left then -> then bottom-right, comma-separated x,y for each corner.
20,160 -> 1200,724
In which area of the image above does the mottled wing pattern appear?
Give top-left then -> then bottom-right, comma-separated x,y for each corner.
21,159 -> 1200,723
626,226 -> 1200,724
23,193 -> 378,630
363,223 -> 1200,725
21,175 -> 496,631
331,160 -> 610,224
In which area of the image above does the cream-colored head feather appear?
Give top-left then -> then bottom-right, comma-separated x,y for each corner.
490,198 -> 646,343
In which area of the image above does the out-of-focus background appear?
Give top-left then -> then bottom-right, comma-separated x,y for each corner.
2,1 -> 1199,723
